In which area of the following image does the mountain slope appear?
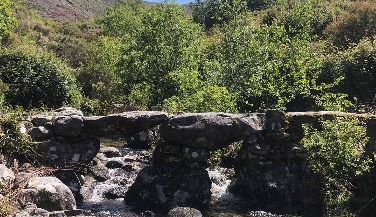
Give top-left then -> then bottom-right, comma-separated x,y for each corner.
22,0 -> 120,21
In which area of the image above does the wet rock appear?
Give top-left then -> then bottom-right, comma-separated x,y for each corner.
54,170 -> 85,202
20,176 -> 76,211
153,141 -> 209,169
141,210 -> 155,217
30,126 -> 53,141
167,207 -> 203,217
13,207 -> 50,217
54,115 -> 84,138
0,164 -> 15,186
124,166 -> 211,213
99,146 -> 122,158
94,152 -> 107,162
89,160 -> 110,181
104,186 -> 128,199
160,112 -> 265,150
83,111 -> 169,138
37,137 -> 100,167
106,159 -> 124,169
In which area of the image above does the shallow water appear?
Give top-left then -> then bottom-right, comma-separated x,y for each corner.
78,143 -> 294,217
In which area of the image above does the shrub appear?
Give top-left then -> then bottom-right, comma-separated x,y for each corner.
0,47 -> 82,109
324,1 -> 376,49
0,108 -> 36,162
301,117 -> 372,215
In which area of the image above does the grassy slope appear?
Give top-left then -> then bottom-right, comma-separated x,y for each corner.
22,0 -> 119,21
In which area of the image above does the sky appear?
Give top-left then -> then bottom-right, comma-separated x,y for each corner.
146,0 -> 194,5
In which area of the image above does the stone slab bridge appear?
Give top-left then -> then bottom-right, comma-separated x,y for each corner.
23,107 -> 376,213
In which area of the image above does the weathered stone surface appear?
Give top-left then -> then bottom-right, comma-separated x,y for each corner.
127,128 -> 159,149
153,141 -> 209,169
106,159 -> 124,169
83,111 -> 169,138
0,164 -> 15,186
54,107 -> 83,117
13,207 -> 50,217
230,137 -> 319,210
20,176 -> 76,211
124,166 -> 211,213
104,186 -> 128,199
167,207 -> 203,217
30,126 -> 53,141
89,159 -> 110,181
54,115 -> 84,138
160,112 -> 265,150
99,146 -> 122,158
30,115 -> 53,127
37,137 -> 100,167
54,170 -> 85,202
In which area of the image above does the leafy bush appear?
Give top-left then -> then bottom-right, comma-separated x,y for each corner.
0,0 -> 17,40
301,117 -> 372,215
324,1 -> 376,49
323,38 -> 376,111
0,109 -> 36,162
0,47 -> 82,109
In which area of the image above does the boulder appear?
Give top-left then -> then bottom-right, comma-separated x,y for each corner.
230,136 -> 320,210
54,107 -> 83,117
53,115 -> 84,138
167,207 -> 203,217
21,176 -> 76,211
89,159 -> 110,181
105,159 -> 124,169
83,111 -> 169,138
124,166 -> 211,213
13,207 -> 50,217
153,141 -> 209,169
37,137 -> 100,167
159,112 -> 265,150
99,146 -> 122,158
104,186 -> 128,199
0,164 -> 15,186
127,128 -> 159,149
30,126 -> 53,141
30,115 -> 53,127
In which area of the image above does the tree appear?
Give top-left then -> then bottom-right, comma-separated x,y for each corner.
0,46 -> 81,109
201,8 -> 335,111
114,3 -> 205,109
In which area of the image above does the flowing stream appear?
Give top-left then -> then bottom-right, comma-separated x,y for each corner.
77,143 -> 288,217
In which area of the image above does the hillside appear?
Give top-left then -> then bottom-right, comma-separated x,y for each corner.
22,0 -> 120,21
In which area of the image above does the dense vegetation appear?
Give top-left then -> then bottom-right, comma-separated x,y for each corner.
0,0 -> 376,215
1,0 -> 376,114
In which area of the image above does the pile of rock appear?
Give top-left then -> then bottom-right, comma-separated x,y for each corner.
229,111 -> 320,213
124,112 -> 268,213
25,108 -> 168,167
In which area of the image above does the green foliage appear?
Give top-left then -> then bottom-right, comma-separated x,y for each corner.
201,10 -> 335,111
113,2 -> 205,110
98,0 -> 144,38
190,0 -> 248,29
0,108 -> 36,161
314,92 -> 353,111
301,117 -> 372,215
0,46 -> 82,109
324,1 -> 376,49
162,67 -> 237,112
325,38 -> 376,111
0,0 -> 16,40
77,36 -> 122,104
